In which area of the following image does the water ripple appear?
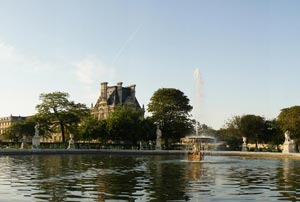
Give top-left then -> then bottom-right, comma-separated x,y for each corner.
1,155 -> 300,201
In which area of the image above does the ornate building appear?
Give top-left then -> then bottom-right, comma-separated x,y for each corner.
0,115 -> 26,135
92,82 -> 144,119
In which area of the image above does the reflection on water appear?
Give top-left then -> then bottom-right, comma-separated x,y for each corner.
1,154 -> 300,201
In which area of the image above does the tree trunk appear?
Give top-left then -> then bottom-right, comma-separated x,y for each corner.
60,122 -> 65,143
165,137 -> 168,149
255,134 -> 258,150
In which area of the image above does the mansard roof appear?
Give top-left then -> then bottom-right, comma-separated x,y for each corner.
93,82 -> 142,110
106,85 -> 141,108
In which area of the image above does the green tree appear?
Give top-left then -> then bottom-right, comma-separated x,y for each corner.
217,116 -> 242,150
3,122 -> 25,142
197,123 -> 216,136
140,117 -> 157,142
220,115 -> 283,151
78,116 -> 108,142
36,92 -> 89,143
219,115 -> 268,151
3,117 -> 36,142
240,114 -> 265,150
147,88 -> 194,148
107,106 -> 145,145
264,119 -> 283,151
277,106 -> 300,150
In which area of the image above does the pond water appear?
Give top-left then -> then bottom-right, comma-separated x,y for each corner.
0,154 -> 300,202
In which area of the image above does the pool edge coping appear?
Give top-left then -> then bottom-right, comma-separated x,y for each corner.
0,149 -> 299,158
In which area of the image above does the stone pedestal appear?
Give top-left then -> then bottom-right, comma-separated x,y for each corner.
32,135 -> 40,149
32,123 -> 40,149
156,139 -> 162,150
241,137 -> 247,152
282,142 -> 294,154
282,131 -> 295,154
67,134 -> 75,149
20,135 -> 28,149
155,124 -> 162,150
242,143 -> 248,151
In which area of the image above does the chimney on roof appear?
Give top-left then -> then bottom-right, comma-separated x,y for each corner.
101,82 -> 108,100
117,82 -> 123,87
117,82 -> 123,104
130,84 -> 136,99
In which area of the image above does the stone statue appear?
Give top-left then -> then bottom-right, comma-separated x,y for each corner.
242,137 -> 246,144
155,124 -> 162,150
32,123 -> 40,149
192,143 -> 200,153
156,125 -> 162,140
242,136 -> 247,151
20,135 -> 28,149
67,133 -> 75,149
282,130 -> 294,154
284,131 -> 291,143
34,123 -> 39,137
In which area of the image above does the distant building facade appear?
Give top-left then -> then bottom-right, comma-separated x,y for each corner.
92,82 -> 144,119
0,115 -> 26,135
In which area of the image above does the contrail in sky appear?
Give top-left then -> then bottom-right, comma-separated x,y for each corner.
111,24 -> 143,66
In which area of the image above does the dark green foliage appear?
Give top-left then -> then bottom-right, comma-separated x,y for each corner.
277,106 -> 300,138
77,108 -> 156,145
147,88 -> 193,148
217,116 -> 242,150
2,117 -> 35,142
217,128 -> 241,151
78,116 -> 108,141
219,115 -> 280,150
240,114 -> 265,149
264,119 -> 283,150
277,106 -> 300,149
36,92 -> 89,143
107,106 -> 146,145
140,117 -> 157,142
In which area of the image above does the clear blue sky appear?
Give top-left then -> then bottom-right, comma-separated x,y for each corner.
0,0 -> 299,129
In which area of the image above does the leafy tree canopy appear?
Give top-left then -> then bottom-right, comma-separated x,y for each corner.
147,88 -> 194,147
277,106 -> 300,142
78,116 -> 108,142
217,116 -> 243,150
2,116 -> 36,142
36,91 -> 89,143
240,114 -> 265,149
220,115 -> 275,150
264,119 -> 283,149
107,106 -> 145,144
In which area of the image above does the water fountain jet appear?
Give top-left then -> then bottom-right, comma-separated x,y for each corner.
183,68 -> 215,160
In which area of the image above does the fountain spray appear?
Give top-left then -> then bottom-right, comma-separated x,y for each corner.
193,68 -> 202,136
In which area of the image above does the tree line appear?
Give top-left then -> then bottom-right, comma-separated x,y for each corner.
3,89 -> 300,151
217,106 -> 300,151
2,88 -> 194,149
